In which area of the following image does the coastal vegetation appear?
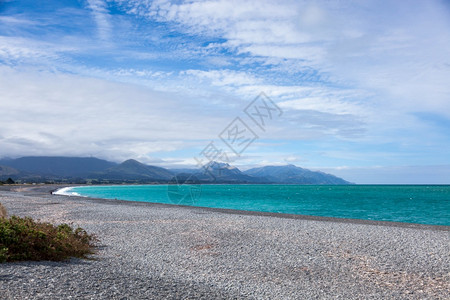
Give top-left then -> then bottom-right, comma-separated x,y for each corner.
0,204 -> 97,263
0,178 -> 15,185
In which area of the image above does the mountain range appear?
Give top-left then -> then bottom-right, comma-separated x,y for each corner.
0,156 -> 352,185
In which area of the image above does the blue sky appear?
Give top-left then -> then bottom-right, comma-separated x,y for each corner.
1,0 -> 449,183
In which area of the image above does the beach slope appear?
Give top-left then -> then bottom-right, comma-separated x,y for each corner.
0,185 -> 449,299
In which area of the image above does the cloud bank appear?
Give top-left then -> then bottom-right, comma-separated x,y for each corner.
0,0 -> 449,183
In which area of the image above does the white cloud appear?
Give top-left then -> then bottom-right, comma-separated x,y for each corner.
1,0 -> 449,182
116,0 -> 450,117
0,66 -> 234,161
278,97 -> 365,116
86,0 -> 112,41
182,69 -> 261,86
0,36 -> 60,62
0,16 -> 38,26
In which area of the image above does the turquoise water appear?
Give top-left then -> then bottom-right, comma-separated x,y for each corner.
66,185 -> 450,226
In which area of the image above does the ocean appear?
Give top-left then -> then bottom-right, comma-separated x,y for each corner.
57,184 -> 450,226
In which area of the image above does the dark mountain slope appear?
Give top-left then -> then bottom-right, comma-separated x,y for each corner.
0,156 -> 116,177
93,159 -> 173,181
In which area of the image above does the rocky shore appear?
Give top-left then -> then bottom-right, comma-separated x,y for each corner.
0,185 -> 449,299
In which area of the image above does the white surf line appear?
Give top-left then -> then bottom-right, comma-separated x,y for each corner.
52,186 -> 86,197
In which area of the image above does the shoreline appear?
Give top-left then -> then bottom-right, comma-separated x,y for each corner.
50,184 -> 449,231
1,184 -> 449,299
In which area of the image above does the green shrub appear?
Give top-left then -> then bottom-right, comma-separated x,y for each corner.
0,215 -> 97,263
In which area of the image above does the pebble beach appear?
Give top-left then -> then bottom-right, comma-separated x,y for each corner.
0,185 -> 449,299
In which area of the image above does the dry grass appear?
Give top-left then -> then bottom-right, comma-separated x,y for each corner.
0,203 -> 6,218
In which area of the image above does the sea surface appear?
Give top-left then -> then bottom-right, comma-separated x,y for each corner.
58,185 -> 450,226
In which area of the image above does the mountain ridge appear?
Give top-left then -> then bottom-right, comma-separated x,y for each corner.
244,165 -> 351,185
0,156 -> 116,177
91,159 -> 174,181
0,156 -> 351,184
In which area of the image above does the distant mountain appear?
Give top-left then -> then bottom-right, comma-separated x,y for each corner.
244,165 -> 352,185
0,156 -> 116,177
169,168 -> 198,174
0,165 -> 20,180
0,165 -> 19,175
92,159 -> 173,181
0,156 -> 351,184
192,161 -> 265,183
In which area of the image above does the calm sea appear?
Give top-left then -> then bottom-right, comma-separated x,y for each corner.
63,184 -> 450,226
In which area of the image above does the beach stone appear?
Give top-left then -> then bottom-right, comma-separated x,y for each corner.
0,185 -> 449,299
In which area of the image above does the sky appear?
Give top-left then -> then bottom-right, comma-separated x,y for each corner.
0,0 -> 449,184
